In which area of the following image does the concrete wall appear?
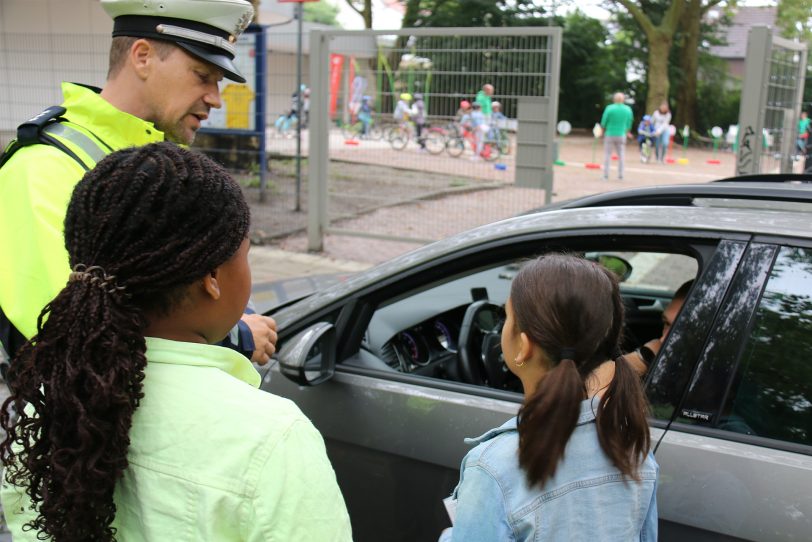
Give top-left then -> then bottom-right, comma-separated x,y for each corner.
0,1 -> 110,143
0,1 -> 315,145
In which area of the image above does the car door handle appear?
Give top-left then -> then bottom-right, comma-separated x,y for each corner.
637,299 -> 666,312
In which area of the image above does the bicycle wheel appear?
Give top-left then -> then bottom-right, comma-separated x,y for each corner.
496,131 -> 510,155
369,124 -> 384,140
425,130 -> 446,155
446,137 -> 465,157
342,122 -> 361,140
482,140 -> 501,162
389,127 -> 409,150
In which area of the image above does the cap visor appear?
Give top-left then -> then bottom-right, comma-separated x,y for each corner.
176,42 -> 246,83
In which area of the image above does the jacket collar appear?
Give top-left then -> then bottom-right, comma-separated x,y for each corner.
145,337 -> 260,388
60,82 -> 165,148
464,396 -> 601,446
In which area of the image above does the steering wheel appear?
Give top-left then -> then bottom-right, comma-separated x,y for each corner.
457,300 -> 507,387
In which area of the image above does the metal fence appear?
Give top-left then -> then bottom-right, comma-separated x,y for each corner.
0,26 -> 563,253
305,27 -> 562,251
0,33 -> 109,146
736,26 -> 808,175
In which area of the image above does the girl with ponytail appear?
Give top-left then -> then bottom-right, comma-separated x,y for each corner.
0,143 -> 351,541
442,254 -> 658,541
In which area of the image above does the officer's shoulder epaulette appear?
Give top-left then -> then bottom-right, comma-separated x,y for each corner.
0,106 -> 93,171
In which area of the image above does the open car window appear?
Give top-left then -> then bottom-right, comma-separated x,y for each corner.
357,247 -> 699,392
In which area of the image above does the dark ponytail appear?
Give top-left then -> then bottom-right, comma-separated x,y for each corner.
0,142 -> 250,542
595,280 -> 650,480
518,358 -> 584,485
511,254 -> 651,487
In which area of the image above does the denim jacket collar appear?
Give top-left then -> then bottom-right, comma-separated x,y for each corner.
464,396 -> 602,446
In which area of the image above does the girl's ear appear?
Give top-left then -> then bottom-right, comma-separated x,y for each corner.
517,332 -> 534,365
203,269 -> 221,300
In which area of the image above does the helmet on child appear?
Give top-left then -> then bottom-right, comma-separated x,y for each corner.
460,100 -> 471,109
414,93 -> 423,100
643,115 -> 651,121
492,101 -> 502,110
362,95 -> 371,102
400,93 -> 412,101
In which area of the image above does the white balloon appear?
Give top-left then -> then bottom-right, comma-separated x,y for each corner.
669,124 -> 677,136
711,126 -> 723,139
557,120 -> 572,135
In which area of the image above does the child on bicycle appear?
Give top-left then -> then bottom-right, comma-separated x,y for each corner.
359,95 -> 373,138
394,93 -> 412,125
637,115 -> 656,162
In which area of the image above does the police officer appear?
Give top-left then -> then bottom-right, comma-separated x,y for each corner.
0,0 -> 277,365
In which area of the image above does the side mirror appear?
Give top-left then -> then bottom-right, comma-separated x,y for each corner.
586,253 -> 633,282
275,322 -> 336,386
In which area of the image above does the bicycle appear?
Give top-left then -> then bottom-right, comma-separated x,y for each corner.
388,121 -> 445,154
273,112 -> 298,138
342,117 -> 383,141
446,126 -> 501,161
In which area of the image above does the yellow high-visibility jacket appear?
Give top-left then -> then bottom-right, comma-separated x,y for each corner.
0,82 -> 164,339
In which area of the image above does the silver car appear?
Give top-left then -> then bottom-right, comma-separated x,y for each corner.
260,178 -> 812,541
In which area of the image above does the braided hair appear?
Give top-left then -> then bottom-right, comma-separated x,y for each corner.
0,142 -> 250,541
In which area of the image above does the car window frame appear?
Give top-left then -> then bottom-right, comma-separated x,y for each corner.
661,238 -> 812,457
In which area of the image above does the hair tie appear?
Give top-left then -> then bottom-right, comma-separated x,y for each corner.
68,264 -> 127,296
559,347 -> 577,361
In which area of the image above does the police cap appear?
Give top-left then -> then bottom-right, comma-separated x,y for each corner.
101,0 -> 254,83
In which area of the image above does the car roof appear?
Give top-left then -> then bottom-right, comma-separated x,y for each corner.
544,175 -> 812,213
275,204 -> 811,326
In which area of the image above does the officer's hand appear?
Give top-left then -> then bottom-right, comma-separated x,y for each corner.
241,313 -> 278,365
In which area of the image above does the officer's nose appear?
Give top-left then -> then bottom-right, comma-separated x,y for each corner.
205,82 -> 222,109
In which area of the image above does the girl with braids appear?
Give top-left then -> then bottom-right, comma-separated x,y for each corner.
441,254 -> 658,541
0,142 -> 351,542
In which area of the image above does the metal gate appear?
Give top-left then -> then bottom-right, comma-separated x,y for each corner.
306,27 -> 562,251
736,26 -> 808,175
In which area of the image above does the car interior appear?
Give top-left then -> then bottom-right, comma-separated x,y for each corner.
345,245 -> 699,393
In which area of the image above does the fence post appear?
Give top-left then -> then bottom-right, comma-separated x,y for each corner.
736,27 -> 771,176
308,30 -> 329,252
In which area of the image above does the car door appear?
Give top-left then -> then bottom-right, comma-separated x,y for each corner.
650,241 -> 812,541
264,232 -> 737,542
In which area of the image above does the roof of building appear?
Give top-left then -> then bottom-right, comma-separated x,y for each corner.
710,6 -> 779,59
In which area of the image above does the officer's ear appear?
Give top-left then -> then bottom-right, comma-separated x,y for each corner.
131,39 -> 157,81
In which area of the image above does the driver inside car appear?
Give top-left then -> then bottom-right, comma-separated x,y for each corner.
628,280 -> 693,376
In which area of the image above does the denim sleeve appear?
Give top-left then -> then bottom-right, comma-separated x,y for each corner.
640,466 -> 659,542
450,464 -> 514,542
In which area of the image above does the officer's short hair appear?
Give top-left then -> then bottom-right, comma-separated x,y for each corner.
107,36 -> 175,79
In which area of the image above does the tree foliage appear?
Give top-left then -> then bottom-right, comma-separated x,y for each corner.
304,1 -> 341,26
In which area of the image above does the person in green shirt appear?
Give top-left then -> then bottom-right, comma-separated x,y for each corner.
1,143 -> 352,541
600,92 -> 634,180
475,83 -> 495,119
797,111 -> 809,155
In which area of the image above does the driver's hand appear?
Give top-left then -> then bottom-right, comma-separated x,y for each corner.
241,313 -> 278,365
644,338 -> 662,356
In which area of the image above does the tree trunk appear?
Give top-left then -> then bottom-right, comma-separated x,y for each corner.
675,0 -> 701,129
646,31 -> 672,115
364,0 -> 373,29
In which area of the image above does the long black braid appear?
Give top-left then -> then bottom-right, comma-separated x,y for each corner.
0,142 -> 250,541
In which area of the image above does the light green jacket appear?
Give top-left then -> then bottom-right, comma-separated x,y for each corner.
2,338 -> 353,541
0,82 -> 164,340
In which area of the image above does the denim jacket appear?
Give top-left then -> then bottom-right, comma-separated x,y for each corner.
441,398 -> 658,542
